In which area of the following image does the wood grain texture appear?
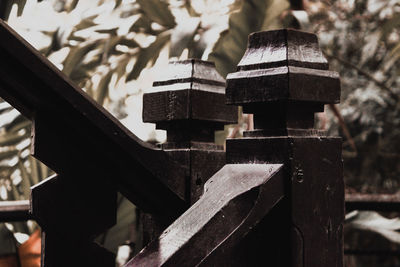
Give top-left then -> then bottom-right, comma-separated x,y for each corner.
151,59 -> 225,92
224,29 -> 344,267
143,90 -> 237,124
125,164 -> 284,267
226,29 -> 340,106
237,29 -> 328,71
226,66 -> 340,105
140,59 -> 236,246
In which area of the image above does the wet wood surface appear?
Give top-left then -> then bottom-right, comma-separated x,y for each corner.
126,164 -> 284,266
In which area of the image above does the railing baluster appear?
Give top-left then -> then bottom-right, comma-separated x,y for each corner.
141,59 -> 237,245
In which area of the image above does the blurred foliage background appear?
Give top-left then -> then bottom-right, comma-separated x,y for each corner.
0,0 -> 399,266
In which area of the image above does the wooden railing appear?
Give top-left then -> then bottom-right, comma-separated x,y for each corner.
0,19 -> 350,266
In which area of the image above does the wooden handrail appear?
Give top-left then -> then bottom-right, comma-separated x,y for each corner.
3,193 -> 398,224
126,164 -> 284,266
0,20 -> 187,220
346,193 -> 400,211
0,200 -> 31,222
0,22 -> 346,266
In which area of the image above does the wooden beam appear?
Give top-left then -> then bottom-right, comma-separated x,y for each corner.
346,193 -> 400,211
0,200 -> 31,222
126,164 -> 284,266
225,29 -> 344,267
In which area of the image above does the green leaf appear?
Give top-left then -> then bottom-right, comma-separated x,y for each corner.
389,42 -> 400,58
0,224 -> 17,256
67,34 -> 87,42
65,0 -> 79,13
129,16 -> 153,33
126,33 -> 170,81
0,0 -> 27,20
107,36 -> 124,55
62,41 -> 99,76
0,101 -> 12,113
115,56 -> 131,82
381,14 -> 400,40
95,28 -> 119,35
346,211 -> 400,244
118,37 -> 140,48
17,159 -> 31,198
4,113 -> 26,132
38,161 -> 50,180
29,157 -> 40,185
8,119 -> 30,133
9,179 -> 19,200
188,30 -> 208,59
208,0 -> 289,77
114,0 -> 122,9
170,17 -> 200,57
98,195 -> 136,253
74,16 -> 98,31
0,149 -> 19,161
0,131 -> 29,146
96,71 -> 113,106
0,109 -> 22,130
136,0 -> 176,28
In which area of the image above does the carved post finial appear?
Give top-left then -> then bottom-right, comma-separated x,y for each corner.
225,29 -> 344,267
143,59 -> 237,148
140,59 -> 238,246
226,29 -> 340,137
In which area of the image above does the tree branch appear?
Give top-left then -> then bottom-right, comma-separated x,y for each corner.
324,51 -> 399,102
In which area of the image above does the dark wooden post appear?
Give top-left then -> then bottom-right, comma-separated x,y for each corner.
30,113 -> 117,267
225,29 -> 344,266
141,59 -> 237,245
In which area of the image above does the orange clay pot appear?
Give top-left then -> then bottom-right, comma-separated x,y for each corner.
0,229 -> 41,267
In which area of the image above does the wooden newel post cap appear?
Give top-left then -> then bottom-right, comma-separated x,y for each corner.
226,29 -> 341,136
143,59 -> 237,143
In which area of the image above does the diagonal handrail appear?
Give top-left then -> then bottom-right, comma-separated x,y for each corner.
0,19 -> 187,221
125,164 -> 284,266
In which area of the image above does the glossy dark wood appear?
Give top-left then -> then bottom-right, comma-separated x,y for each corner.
0,20 -> 346,267
126,164 -> 284,266
225,29 -> 344,267
0,20 -> 187,220
140,59 -> 237,246
346,193 -> 400,211
226,29 -> 340,106
31,174 -> 116,266
0,200 -> 31,222
0,19 -> 187,266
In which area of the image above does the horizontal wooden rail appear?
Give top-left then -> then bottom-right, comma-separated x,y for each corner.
345,193 -> 400,211
0,20 -> 187,221
1,193 -> 396,224
0,200 -> 31,222
344,249 -> 400,256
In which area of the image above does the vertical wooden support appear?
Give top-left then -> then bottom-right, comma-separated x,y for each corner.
30,113 -> 117,267
225,29 -> 344,266
141,59 -> 237,245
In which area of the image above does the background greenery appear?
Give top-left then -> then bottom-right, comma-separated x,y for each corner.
0,0 -> 399,266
